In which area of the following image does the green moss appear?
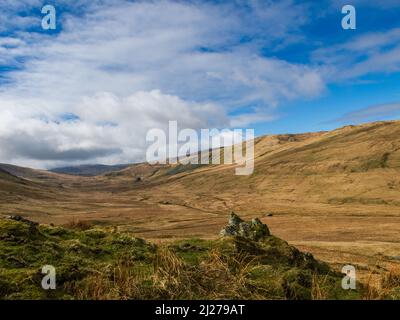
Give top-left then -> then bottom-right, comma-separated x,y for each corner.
0,218 -> 364,300
282,268 -> 313,299
385,287 -> 400,300
170,238 -> 213,264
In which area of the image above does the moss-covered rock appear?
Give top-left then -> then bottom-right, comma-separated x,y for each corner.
220,212 -> 270,240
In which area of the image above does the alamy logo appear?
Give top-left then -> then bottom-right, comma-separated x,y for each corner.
341,265 -> 356,290
146,121 -> 254,175
41,265 -> 56,290
341,5 -> 356,30
41,4 -> 56,30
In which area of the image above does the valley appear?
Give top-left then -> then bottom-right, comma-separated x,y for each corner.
1,120 -> 400,280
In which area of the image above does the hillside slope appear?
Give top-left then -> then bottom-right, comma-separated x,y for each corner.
0,214 -> 366,300
1,120 -> 400,273
128,120 -> 400,217
1,120 -> 400,218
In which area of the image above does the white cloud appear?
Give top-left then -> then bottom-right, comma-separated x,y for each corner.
332,102 -> 400,123
312,28 -> 400,81
0,90 -> 230,168
0,0 -> 325,168
230,111 -> 276,128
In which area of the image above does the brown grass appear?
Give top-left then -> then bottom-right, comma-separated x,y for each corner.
361,264 -> 400,299
362,272 -> 381,300
151,247 -> 263,299
66,256 -> 150,299
63,218 -> 93,231
311,274 -> 328,300
66,247 -> 267,300
382,265 -> 400,288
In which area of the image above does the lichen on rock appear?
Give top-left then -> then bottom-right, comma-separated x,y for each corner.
220,212 -> 270,241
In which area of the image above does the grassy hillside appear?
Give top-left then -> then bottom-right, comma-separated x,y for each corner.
152,120 -> 400,215
1,120 -> 400,288
0,214 -> 377,300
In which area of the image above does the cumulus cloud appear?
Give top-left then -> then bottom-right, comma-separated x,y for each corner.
0,0 -> 326,168
0,90 -> 230,168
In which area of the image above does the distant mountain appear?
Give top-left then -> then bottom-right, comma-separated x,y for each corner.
50,164 -> 130,176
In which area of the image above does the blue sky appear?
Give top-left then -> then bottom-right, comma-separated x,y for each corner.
0,0 -> 399,167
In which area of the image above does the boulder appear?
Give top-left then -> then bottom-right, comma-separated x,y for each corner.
228,212 -> 243,226
220,212 -> 270,241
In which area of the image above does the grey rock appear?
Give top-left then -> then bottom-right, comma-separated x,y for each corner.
8,215 -> 38,227
220,213 -> 270,241
228,212 -> 243,226
238,222 -> 251,238
219,224 -> 238,237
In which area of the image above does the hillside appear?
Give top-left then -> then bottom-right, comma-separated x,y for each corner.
0,214 -> 370,300
1,120 -> 400,218
131,120 -> 400,223
0,120 -> 400,279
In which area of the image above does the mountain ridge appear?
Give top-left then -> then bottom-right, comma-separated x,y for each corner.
49,164 -> 131,176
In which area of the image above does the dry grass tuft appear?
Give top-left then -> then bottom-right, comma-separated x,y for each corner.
66,257 -> 149,300
382,265 -> 400,289
361,264 -> 400,300
66,247 -> 265,300
362,272 -> 381,300
63,218 -> 93,231
311,274 -> 328,300
151,247 -> 261,299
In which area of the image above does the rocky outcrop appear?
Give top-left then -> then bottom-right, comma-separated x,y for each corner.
220,212 -> 270,241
